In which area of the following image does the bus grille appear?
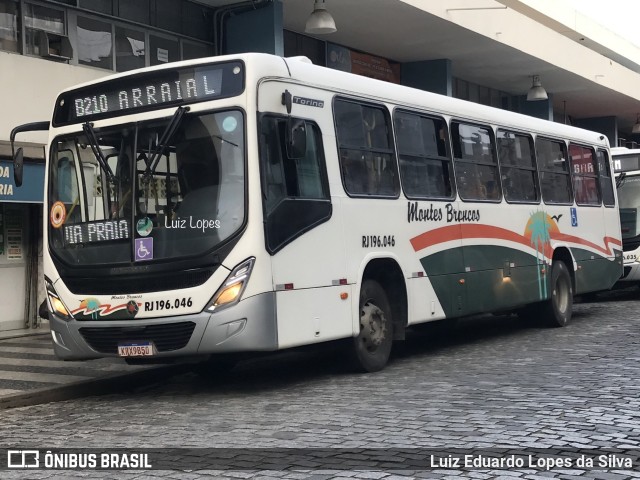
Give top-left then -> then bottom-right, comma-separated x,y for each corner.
64,269 -> 215,295
79,322 -> 196,354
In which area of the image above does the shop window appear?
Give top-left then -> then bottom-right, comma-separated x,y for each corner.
77,16 -> 112,70
451,122 -> 501,202
24,3 -> 70,59
150,34 -> 178,66
79,0 -> 114,16
154,0 -> 181,33
0,0 -> 19,53
181,40 -> 213,60
497,130 -> 539,203
181,0 -> 209,41
118,0 -> 149,25
115,25 -> 145,72
284,30 -> 326,66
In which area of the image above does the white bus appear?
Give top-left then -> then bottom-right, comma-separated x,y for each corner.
612,147 -> 640,284
11,53 -> 622,372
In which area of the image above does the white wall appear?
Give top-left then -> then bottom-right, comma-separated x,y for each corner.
0,51 -> 108,144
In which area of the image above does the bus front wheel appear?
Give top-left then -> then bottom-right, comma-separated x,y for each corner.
351,279 -> 393,372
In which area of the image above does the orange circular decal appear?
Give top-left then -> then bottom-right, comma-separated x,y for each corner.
50,201 -> 66,228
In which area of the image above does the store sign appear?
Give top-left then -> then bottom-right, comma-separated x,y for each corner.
327,43 -> 401,84
0,160 -> 45,203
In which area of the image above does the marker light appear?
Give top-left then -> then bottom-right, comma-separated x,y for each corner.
206,257 -> 255,313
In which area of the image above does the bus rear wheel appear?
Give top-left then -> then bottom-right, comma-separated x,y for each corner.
351,279 -> 393,372
544,260 -> 573,327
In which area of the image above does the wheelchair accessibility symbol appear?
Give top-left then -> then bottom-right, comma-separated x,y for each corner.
135,237 -> 153,261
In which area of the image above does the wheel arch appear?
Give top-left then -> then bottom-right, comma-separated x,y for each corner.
551,245 -> 576,292
358,255 -> 408,341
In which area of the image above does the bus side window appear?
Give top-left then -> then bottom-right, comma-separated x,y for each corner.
596,149 -> 615,207
393,110 -> 454,200
536,138 -> 573,205
334,98 -> 399,197
569,143 -> 600,206
451,122 -> 500,202
497,129 -> 539,203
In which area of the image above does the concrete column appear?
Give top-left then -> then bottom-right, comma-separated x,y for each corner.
224,0 -> 284,56
401,59 -> 452,96
573,116 -> 618,148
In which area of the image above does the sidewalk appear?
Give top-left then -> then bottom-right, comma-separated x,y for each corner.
0,329 -> 185,409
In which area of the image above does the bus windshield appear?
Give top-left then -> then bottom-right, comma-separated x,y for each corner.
48,109 -> 245,266
617,174 -> 640,239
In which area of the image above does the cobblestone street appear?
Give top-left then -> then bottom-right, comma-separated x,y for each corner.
1,291 -> 640,479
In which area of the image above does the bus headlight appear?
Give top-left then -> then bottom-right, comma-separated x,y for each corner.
45,281 -> 72,320
206,257 -> 255,313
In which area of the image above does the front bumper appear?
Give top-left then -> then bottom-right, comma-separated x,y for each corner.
49,292 -> 278,360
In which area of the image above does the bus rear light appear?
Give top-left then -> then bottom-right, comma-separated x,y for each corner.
206,257 -> 255,313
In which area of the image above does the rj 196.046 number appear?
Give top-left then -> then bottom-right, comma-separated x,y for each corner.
145,297 -> 193,312
362,235 -> 396,248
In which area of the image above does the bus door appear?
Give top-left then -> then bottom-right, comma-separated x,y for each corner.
258,84 -> 349,347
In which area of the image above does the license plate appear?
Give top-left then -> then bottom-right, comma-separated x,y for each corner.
117,342 -> 155,357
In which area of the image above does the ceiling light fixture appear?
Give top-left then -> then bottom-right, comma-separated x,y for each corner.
526,75 -> 548,101
305,0 -> 336,35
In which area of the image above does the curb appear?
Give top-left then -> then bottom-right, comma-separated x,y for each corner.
0,363 -> 192,410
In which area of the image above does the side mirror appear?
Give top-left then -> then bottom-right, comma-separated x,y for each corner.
13,147 -> 24,187
286,118 -> 307,159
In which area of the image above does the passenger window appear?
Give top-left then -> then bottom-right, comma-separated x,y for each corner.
394,111 -> 454,199
451,122 -> 500,201
259,116 -> 331,254
596,149 -> 615,207
334,99 -> 399,197
569,144 -> 600,206
497,130 -> 539,203
535,138 -> 572,205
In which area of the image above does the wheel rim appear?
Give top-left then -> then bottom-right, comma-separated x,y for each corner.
360,300 -> 387,353
553,274 -> 570,314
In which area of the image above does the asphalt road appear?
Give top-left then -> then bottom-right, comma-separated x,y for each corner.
2,289 -> 640,479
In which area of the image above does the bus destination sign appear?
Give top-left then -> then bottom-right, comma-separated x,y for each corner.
53,61 -> 244,126
614,154 -> 640,173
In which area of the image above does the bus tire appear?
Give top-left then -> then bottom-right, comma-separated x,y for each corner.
351,279 -> 393,372
542,260 -> 573,327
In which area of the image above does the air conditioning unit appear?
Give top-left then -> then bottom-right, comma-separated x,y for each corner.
37,30 -> 72,60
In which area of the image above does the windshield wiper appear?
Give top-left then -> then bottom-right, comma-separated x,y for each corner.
616,172 -> 626,189
83,122 -> 116,183
143,106 -> 189,179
